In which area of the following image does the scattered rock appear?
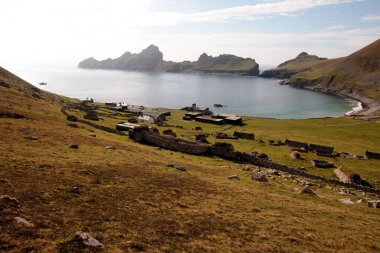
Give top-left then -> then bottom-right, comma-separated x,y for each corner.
228,175 -> 240,180
338,188 -> 357,196
367,200 -> 380,208
299,179 -> 313,186
105,146 -> 116,150
251,172 -> 268,183
23,135 -> 38,140
14,217 -> 34,227
69,144 -> 79,149
300,186 -> 316,195
167,164 -> 187,172
75,231 -> 103,248
67,123 -> 79,128
267,169 -> 279,176
338,198 -> 354,205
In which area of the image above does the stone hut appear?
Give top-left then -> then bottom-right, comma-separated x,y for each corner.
365,150 -> 380,160
285,139 -> 309,152
309,143 -> 334,156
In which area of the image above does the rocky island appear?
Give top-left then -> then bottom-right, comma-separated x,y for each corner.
78,45 -> 260,76
261,39 -> 380,115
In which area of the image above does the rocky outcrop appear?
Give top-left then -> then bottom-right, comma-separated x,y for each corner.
79,45 -> 260,76
259,52 -> 326,79
79,45 -> 163,71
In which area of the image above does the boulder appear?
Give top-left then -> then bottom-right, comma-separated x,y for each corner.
228,175 -> 240,180
0,195 -> 20,210
75,231 -> 103,248
88,132 -> 96,137
251,172 -> 268,183
23,135 -> 38,140
300,186 -> 316,195
14,217 -> 34,227
194,126 -> 203,131
69,144 -> 79,149
163,129 -> 177,137
67,123 -> 79,128
105,146 -> 116,150
167,164 -> 187,172
291,151 -> 301,159
195,134 -> 209,143
338,198 -> 354,205
66,115 -> 78,121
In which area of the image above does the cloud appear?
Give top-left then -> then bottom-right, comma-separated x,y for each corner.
361,15 -> 380,21
149,0 -> 360,24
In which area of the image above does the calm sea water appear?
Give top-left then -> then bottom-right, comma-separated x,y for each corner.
6,64 -> 357,119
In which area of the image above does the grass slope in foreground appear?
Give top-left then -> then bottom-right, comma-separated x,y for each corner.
0,66 -> 380,252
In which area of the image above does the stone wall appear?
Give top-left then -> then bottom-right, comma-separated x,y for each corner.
130,129 -> 210,155
233,131 -> 254,140
128,127 -> 380,194
309,144 -> 334,154
61,106 -> 126,136
285,139 -> 309,150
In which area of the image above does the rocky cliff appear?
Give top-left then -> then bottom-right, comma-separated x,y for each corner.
259,52 -> 327,78
78,45 -> 163,71
261,39 -> 380,114
79,46 -> 260,76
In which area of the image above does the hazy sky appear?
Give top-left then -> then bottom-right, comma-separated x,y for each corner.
1,0 -> 380,66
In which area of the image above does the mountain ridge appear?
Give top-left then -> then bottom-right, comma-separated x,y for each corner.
78,45 -> 260,76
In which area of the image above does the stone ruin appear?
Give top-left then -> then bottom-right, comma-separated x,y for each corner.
128,127 -> 380,194
233,131 -> 254,140
334,168 -> 361,184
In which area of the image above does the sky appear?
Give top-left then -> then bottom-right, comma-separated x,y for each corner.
1,0 -> 380,67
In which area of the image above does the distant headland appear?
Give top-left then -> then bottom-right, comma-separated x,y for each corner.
78,45 -> 260,76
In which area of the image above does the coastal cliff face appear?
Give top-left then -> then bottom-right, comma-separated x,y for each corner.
78,45 -> 260,76
262,39 -> 380,114
78,45 -> 163,71
259,52 -> 327,79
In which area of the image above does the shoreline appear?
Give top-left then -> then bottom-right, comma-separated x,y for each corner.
279,79 -> 379,117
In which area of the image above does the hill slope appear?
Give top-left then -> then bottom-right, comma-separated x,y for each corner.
259,52 -> 327,78
1,66 -> 380,252
262,39 -> 380,114
78,45 -> 260,76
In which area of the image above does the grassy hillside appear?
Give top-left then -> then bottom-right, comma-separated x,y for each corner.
1,67 -> 380,252
259,52 -> 327,78
292,39 -> 380,102
262,39 -> 380,113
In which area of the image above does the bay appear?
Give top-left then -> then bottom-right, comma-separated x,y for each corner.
6,64 -> 357,119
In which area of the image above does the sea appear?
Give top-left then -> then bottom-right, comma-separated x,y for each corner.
5,63 -> 360,119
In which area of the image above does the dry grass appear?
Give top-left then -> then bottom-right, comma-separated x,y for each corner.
1,69 -> 380,252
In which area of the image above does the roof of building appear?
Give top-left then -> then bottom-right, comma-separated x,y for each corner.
196,116 -> 224,122
215,113 -> 242,121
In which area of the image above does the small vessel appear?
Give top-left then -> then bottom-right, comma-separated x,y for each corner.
213,103 -> 223,107
39,81 -> 47,85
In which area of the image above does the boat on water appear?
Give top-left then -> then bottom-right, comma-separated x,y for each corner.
39,82 -> 47,85
213,103 -> 223,107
